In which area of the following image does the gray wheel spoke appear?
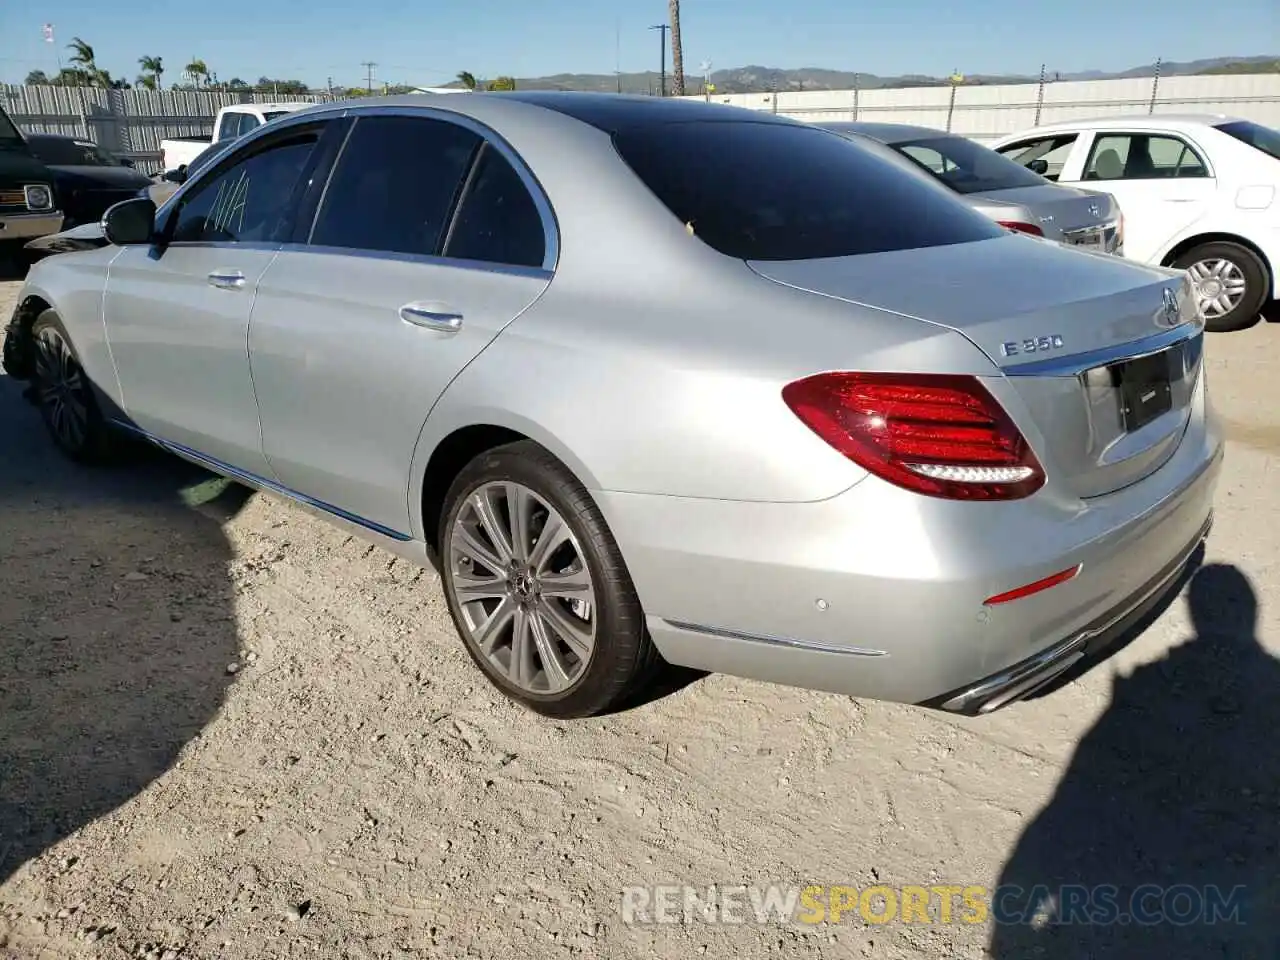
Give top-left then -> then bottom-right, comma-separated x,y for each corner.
471,490 -> 514,564
510,606 -> 534,686
505,482 -> 533,563
528,510 -> 571,573
473,596 -> 516,654
539,599 -> 594,662
540,565 -> 592,598
453,569 -> 507,600
529,611 -> 572,691
452,523 -> 504,574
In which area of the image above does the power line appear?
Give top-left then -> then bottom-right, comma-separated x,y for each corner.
361,60 -> 376,95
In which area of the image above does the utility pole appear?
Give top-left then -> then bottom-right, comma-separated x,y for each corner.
361,60 -> 376,96
649,24 -> 668,96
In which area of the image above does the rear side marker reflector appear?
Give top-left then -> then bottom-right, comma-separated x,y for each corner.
984,564 -> 1082,606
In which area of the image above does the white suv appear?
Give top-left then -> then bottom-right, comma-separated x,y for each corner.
991,114 -> 1280,332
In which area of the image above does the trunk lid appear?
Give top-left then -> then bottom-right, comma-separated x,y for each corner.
749,234 -> 1203,499
970,184 -> 1121,250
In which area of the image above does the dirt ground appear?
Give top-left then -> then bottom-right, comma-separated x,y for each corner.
1,274 -> 1278,960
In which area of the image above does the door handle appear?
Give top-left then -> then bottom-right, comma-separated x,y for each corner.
208,270 -> 246,289
399,302 -> 463,333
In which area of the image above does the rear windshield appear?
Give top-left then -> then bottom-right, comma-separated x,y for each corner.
612,120 -> 1004,261
890,135 -> 1049,195
1214,120 -> 1280,161
262,111 -> 293,123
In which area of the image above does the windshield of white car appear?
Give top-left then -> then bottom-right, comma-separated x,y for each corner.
1215,120 -> 1280,162
889,135 -> 1049,195
612,120 -> 1004,261
262,111 -> 292,123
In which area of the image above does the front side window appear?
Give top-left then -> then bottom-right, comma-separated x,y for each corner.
216,113 -> 244,141
443,145 -> 547,268
240,115 -> 262,135
613,120 -> 1003,262
170,132 -> 319,244
1084,134 -> 1208,180
994,135 -> 1078,181
894,135 -> 1048,194
309,115 -> 481,257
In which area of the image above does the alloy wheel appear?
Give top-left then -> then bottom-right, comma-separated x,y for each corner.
1187,258 -> 1247,320
447,481 -> 597,695
32,326 -> 90,450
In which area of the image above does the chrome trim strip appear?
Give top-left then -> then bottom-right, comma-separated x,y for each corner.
275,242 -> 553,281
941,511 -> 1213,713
109,419 -> 413,542
661,619 -> 888,657
1003,320 -> 1202,377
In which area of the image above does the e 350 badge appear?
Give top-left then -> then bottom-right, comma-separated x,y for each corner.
1000,334 -> 1065,358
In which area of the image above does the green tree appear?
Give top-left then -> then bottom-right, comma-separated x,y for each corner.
486,75 -> 517,91
456,70 -> 477,90
138,55 -> 164,90
184,58 -> 210,89
24,70 -> 51,85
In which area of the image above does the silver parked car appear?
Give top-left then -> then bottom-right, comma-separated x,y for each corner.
820,122 -> 1124,255
4,94 -> 1221,719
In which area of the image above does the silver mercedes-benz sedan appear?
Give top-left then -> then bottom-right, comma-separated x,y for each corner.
4,93 -> 1222,719
820,121 -> 1124,255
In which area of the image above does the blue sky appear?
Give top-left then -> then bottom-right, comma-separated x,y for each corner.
1,0 -> 1276,88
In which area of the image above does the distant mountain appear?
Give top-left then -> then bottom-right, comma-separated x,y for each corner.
448,55 -> 1279,95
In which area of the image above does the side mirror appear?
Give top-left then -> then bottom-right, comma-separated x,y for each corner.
1028,158 -> 1050,176
103,196 -> 157,246
161,165 -> 188,184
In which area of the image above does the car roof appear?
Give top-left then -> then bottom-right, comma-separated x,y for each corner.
287,90 -> 803,136
999,113 -> 1244,139
818,121 -> 950,144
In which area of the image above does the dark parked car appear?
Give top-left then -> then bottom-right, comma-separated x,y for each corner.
0,107 -> 62,258
23,134 -> 154,229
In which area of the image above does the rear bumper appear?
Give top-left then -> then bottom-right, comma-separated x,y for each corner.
0,211 -> 64,241
596,374 -> 1224,710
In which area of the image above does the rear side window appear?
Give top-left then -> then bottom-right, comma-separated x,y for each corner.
443,146 -> 546,268
1084,134 -> 1208,180
894,136 -> 1048,194
612,120 -> 1003,261
310,115 -> 481,257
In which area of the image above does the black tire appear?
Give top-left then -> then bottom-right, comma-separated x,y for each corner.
1171,241 -> 1269,333
438,440 -> 659,718
29,309 -> 118,463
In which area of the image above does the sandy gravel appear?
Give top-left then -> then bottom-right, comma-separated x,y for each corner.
1,275 -> 1277,960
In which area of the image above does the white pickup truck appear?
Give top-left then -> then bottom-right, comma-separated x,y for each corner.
159,101 -> 312,175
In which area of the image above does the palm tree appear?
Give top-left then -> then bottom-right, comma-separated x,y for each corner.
668,0 -> 685,96
184,58 -> 210,89
456,71 -> 477,91
138,55 -> 164,90
67,37 -> 95,71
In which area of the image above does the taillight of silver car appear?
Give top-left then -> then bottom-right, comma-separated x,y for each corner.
781,372 -> 1046,501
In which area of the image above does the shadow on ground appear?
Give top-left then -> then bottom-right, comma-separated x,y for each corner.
0,370 -> 251,885
990,563 -> 1280,958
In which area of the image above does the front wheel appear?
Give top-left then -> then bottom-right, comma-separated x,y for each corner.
438,441 -> 658,718
1171,241 -> 1269,333
29,310 -> 118,463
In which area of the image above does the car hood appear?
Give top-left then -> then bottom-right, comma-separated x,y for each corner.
0,144 -> 54,183
48,164 -> 154,190
23,220 -> 108,255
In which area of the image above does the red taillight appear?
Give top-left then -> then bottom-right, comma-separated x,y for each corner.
997,220 -> 1044,237
781,372 -> 1046,501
